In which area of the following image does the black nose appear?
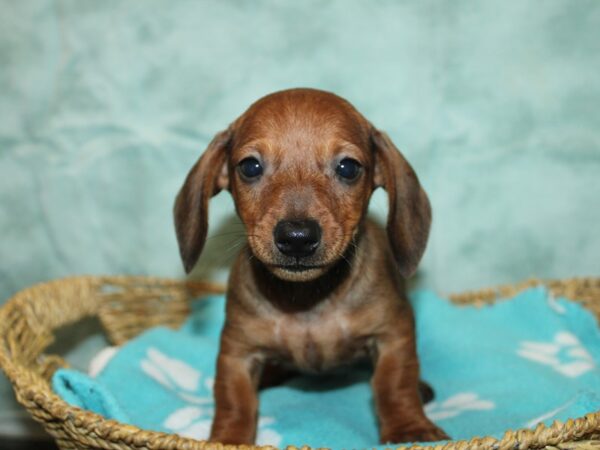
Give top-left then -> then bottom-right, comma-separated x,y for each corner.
274,220 -> 321,258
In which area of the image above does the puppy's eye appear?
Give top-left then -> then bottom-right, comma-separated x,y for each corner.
336,158 -> 362,181
238,157 -> 263,180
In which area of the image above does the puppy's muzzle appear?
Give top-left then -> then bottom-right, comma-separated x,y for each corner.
274,220 -> 321,258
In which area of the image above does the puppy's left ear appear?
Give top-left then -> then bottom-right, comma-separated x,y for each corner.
174,128 -> 231,273
371,128 -> 432,278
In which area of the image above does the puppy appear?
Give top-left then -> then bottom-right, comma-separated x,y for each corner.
174,88 -> 448,444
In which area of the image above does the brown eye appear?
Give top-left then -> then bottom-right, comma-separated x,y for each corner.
336,158 -> 362,181
238,157 -> 263,180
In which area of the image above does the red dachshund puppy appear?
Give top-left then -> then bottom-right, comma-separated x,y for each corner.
174,88 -> 448,444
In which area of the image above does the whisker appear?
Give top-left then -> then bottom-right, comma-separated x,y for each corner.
340,254 -> 353,268
222,240 -> 246,254
206,234 -> 244,241
206,232 -> 260,241
199,236 -> 249,268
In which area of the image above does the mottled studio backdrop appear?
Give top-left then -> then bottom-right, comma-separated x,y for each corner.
0,0 -> 599,437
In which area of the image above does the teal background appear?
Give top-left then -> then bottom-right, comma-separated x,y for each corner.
1,0 -> 599,438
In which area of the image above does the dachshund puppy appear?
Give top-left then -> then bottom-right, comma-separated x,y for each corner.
174,88 -> 448,444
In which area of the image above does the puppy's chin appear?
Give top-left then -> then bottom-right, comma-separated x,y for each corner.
269,266 -> 328,282
246,240 -> 349,282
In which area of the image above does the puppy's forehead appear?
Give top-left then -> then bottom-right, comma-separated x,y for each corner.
233,89 -> 370,151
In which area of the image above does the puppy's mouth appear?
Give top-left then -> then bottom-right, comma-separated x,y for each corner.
267,262 -> 329,282
271,262 -> 327,273
246,224 -> 353,281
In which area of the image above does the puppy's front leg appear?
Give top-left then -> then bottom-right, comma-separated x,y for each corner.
210,344 -> 260,444
372,334 -> 449,443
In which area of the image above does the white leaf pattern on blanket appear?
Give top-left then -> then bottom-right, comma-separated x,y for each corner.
425,392 -> 495,421
140,347 -> 282,446
517,331 -> 595,378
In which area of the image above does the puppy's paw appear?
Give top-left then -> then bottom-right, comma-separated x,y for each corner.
381,423 -> 450,444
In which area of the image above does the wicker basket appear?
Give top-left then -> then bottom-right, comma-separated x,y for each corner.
1,275 -> 599,450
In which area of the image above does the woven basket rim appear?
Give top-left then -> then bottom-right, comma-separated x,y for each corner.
1,275 -> 599,450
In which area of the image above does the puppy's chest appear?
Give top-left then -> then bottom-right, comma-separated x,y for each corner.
263,312 -> 374,372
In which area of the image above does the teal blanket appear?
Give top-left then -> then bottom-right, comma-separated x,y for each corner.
53,288 -> 600,448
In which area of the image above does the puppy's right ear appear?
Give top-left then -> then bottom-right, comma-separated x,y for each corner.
174,129 -> 231,273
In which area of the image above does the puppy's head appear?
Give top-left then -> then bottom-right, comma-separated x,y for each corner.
174,88 -> 431,281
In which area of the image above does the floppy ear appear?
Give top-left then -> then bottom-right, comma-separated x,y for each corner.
371,129 -> 432,278
174,129 -> 231,273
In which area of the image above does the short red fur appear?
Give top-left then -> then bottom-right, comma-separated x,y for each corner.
174,88 -> 448,444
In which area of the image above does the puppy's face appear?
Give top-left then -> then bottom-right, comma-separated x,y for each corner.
174,89 -> 431,281
227,91 -> 374,281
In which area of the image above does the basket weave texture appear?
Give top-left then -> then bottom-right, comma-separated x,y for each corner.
0,275 -> 599,450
